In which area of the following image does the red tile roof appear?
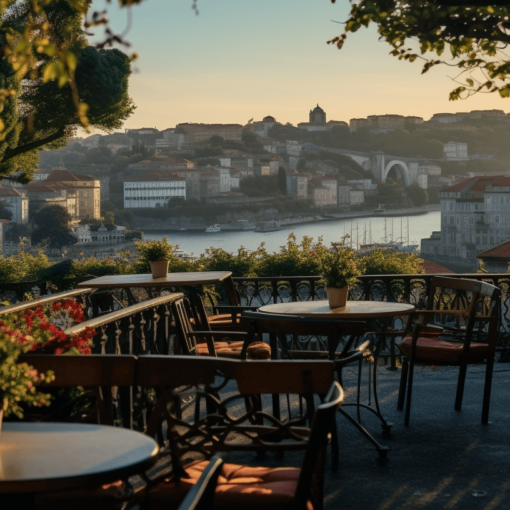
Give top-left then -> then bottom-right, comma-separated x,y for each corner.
421,260 -> 455,274
476,241 -> 510,259
490,177 -> 510,187
0,188 -> 23,196
45,170 -> 94,182
441,176 -> 503,193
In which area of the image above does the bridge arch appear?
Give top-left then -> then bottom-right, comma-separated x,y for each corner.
383,160 -> 411,186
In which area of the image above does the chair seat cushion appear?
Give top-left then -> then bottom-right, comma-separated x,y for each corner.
196,341 -> 271,359
208,314 -> 241,330
146,460 -> 311,510
400,335 -> 490,363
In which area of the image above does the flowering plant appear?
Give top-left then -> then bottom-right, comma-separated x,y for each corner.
0,299 -> 94,355
0,324 -> 54,418
318,246 -> 360,289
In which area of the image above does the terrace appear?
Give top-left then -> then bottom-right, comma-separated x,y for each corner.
1,270 -> 509,509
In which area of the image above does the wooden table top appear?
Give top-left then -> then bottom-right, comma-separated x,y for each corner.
0,422 -> 159,494
258,300 -> 415,319
77,271 -> 233,289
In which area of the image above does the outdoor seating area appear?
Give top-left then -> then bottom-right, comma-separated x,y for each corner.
1,270 -> 510,509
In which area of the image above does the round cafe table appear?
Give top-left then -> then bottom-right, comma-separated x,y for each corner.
258,299 -> 415,458
0,422 -> 159,495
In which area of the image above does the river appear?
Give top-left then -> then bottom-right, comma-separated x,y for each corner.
143,211 -> 440,255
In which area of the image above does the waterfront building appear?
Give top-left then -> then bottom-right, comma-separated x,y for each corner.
309,176 -> 338,208
0,188 -> 29,224
286,170 -> 308,200
476,241 -> 510,272
421,176 -> 510,263
21,184 -> 79,219
176,123 -> 243,143
443,141 -> 468,161
123,172 -> 186,208
43,169 -> 100,219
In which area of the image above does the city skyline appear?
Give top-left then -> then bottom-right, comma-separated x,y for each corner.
90,0 -> 508,131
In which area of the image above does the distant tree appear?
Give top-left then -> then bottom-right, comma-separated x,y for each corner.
62,151 -> 86,166
406,184 -> 428,207
0,2 -> 134,183
0,203 -> 13,221
278,167 -> 287,195
168,197 -> 186,208
330,1 -> 510,100
85,146 -> 112,165
209,136 -> 224,147
104,211 -> 115,225
296,159 -> 307,171
32,205 -> 77,249
5,223 -> 31,243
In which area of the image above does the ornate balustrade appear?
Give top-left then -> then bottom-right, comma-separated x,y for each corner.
64,292 -> 183,356
232,273 -> 510,357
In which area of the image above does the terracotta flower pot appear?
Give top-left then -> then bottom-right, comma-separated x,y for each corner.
150,260 -> 169,279
326,286 -> 348,309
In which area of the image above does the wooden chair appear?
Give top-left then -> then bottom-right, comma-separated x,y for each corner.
172,296 -> 270,359
18,354 -> 137,510
239,312 -> 390,459
19,354 -> 136,426
135,355 -> 341,510
176,456 -> 223,510
397,276 -> 500,425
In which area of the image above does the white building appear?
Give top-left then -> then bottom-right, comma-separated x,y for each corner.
444,141 -> 468,161
123,172 -> 186,208
155,129 -> 186,150
349,189 -> 364,205
0,188 -> 29,223
419,164 -> 442,177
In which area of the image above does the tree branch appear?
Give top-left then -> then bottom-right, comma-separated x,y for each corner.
2,128 -> 66,163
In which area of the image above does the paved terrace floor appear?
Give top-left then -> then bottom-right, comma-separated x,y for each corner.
220,361 -> 510,510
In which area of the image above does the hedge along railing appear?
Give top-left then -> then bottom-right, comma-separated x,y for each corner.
232,273 -> 510,357
64,292 -> 184,356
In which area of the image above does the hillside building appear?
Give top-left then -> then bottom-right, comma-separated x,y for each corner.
176,123 -> 243,143
123,172 -> 186,208
421,176 -> 510,263
0,188 -> 29,224
443,141 -> 468,161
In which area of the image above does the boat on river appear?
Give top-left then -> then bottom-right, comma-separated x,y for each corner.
205,225 -> 221,233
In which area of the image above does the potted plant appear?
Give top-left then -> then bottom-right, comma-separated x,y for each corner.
0,325 -> 54,431
318,246 -> 360,308
134,237 -> 175,278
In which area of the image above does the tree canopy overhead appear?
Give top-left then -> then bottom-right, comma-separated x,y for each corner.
0,0 -> 135,182
329,0 -> 510,100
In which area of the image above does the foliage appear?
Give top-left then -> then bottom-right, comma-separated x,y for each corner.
1,301 -> 94,355
0,324 -> 53,418
5,222 -> 31,243
240,176 -> 280,197
124,230 -> 144,241
317,244 -> 360,289
330,0 -> 510,100
0,250 -> 51,283
0,1 -> 135,182
134,237 -> 175,262
360,249 -> 424,275
32,205 -> 77,249
406,184 -> 428,208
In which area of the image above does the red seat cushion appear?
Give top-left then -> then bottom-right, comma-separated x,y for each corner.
400,336 -> 490,363
146,460 -> 312,510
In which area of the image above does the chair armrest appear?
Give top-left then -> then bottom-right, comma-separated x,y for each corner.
192,331 -> 247,338
212,306 -> 259,314
177,456 -> 223,510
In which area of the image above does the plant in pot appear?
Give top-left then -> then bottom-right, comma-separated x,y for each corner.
0,324 -> 54,431
134,237 -> 175,278
318,246 -> 360,309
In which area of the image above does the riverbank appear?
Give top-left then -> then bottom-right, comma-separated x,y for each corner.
135,204 -> 441,232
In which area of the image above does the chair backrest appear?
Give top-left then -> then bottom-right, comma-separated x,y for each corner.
240,311 -> 366,359
19,354 -> 136,425
138,356 -> 336,466
294,381 -> 343,510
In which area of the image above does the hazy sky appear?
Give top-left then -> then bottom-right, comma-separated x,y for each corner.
90,0 -> 508,130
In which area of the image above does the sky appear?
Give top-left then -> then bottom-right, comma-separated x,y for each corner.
88,0 -> 509,131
